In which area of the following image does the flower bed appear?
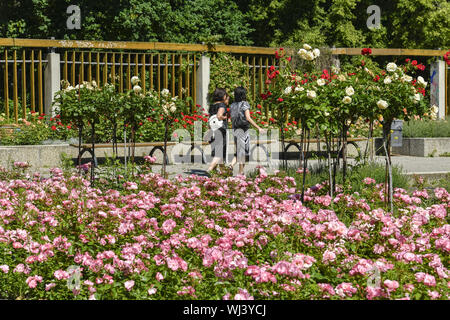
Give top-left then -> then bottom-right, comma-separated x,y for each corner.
0,166 -> 448,300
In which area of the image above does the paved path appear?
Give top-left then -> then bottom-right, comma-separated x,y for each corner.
148,155 -> 450,178
31,156 -> 449,179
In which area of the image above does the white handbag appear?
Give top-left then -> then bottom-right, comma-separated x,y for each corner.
208,114 -> 223,131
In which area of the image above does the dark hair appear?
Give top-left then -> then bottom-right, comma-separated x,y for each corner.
234,86 -> 247,103
212,88 -> 227,103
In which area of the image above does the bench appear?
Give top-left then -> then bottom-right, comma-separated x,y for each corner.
70,139 -> 277,167
282,137 -> 367,159
70,142 -> 176,167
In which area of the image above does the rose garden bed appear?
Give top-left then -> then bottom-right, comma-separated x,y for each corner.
0,165 -> 448,300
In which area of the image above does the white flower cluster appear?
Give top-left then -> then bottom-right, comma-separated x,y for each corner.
298,44 -> 320,61
429,105 -> 439,120
377,100 -> 388,110
161,89 -> 177,115
131,76 -> 142,93
342,86 -> 354,104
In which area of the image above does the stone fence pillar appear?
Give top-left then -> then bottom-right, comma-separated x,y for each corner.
430,60 -> 446,119
196,54 -> 210,113
44,52 -> 61,116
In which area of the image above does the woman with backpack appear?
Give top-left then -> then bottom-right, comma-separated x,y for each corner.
229,86 -> 264,175
207,88 -> 229,173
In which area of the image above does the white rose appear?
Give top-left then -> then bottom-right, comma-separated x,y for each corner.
413,93 -> 421,104
345,86 -> 354,96
417,76 -> 427,88
303,44 -> 312,50
317,79 -> 326,86
342,96 -> 352,104
384,77 -> 392,84
392,73 -> 399,80
377,99 -> 388,109
161,88 -> 170,97
324,111 -> 330,117
401,75 -> 412,82
131,76 -> 140,85
295,86 -> 304,92
162,103 -> 170,115
91,80 -> 97,87
297,48 -> 307,58
284,86 -> 293,95
386,62 -> 397,73
307,90 -> 316,99
337,74 -> 346,82
430,105 -> 439,114
65,86 -> 75,91
302,51 -> 315,61
169,103 -> 177,113
133,85 -> 142,93
313,48 -> 320,58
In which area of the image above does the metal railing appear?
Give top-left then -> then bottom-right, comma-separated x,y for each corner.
0,38 -> 448,123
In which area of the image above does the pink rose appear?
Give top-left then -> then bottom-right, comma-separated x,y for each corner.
383,280 -> 399,292
124,280 -> 135,291
0,265 -> 9,273
156,272 -> 164,281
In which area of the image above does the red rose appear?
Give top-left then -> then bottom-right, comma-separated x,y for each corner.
278,98 -> 284,102
361,48 -> 372,56
411,60 -> 417,66
51,125 -> 56,131
405,58 -> 411,63
257,104 -> 262,109
287,56 -> 291,62
66,125 -> 71,129
373,75 -> 380,82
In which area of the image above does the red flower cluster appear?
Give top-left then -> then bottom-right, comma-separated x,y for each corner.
406,59 -> 426,71
260,91 -> 272,101
444,50 -> 450,66
266,66 -> 279,80
361,48 -> 372,56
275,47 -> 284,60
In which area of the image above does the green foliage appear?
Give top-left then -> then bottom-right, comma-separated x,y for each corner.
253,161 -> 409,193
403,117 -> 450,138
209,53 -> 251,102
0,0 -> 253,45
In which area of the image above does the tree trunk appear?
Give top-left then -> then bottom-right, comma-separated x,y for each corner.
301,127 -> 310,203
131,126 -> 136,176
325,132 -> 333,198
363,119 -> 374,164
280,108 -> 287,170
77,124 -> 83,174
342,121 -> 348,184
162,120 -> 169,178
90,122 -> 95,186
382,120 -> 394,213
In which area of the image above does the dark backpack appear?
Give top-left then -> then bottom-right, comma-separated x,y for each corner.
231,101 -> 249,130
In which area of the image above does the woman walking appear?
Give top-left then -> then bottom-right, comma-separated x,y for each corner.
229,86 -> 263,175
207,88 -> 229,173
